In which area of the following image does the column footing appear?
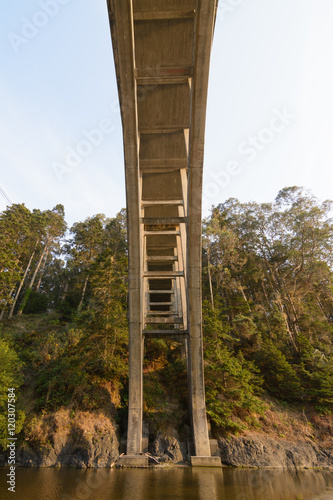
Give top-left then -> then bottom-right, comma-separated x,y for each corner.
191,456 -> 222,467
117,455 -> 149,468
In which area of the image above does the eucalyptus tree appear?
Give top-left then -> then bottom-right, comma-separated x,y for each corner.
0,204 -> 35,319
68,214 -> 105,311
17,205 -> 67,315
203,187 -> 333,409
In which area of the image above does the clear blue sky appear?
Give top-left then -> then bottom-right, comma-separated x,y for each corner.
1,0 -> 333,227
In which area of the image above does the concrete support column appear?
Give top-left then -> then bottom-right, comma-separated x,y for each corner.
186,0 -> 219,458
108,0 -> 143,457
187,189 -> 211,458
125,175 -> 143,456
126,320 -> 143,454
108,0 -> 221,465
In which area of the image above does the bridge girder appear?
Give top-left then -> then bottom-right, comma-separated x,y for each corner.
107,0 -> 219,464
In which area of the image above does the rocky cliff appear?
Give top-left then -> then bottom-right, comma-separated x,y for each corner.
217,433 -> 333,470
1,409 -> 119,469
1,409 -> 333,470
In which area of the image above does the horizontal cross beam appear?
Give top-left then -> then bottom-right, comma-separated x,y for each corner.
144,271 -> 184,277
142,217 -> 187,224
139,158 -> 188,170
145,317 -> 183,324
133,10 -> 195,21
135,67 -> 193,79
141,199 -> 184,206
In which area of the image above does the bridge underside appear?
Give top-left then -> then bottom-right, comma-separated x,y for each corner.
107,0 -> 220,465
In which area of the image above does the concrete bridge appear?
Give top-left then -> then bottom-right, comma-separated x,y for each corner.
107,0 -> 220,467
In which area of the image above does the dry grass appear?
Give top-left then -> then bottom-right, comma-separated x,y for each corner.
243,397 -> 333,447
24,408 -> 116,449
100,381 -> 121,408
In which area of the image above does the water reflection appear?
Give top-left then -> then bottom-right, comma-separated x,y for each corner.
1,466 -> 333,500
120,469 -> 147,500
191,467 -> 223,500
222,469 -> 333,500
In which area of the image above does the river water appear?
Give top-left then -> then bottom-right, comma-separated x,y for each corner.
1,467 -> 333,500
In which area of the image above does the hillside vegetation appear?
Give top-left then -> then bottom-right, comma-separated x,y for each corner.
1,187 -> 333,449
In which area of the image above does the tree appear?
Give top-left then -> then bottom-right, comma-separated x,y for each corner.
0,204 -> 35,319
0,339 -> 25,449
203,187 -> 333,411
17,205 -> 67,315
68,214 -> 105,312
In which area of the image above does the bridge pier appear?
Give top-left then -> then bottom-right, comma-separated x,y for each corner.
107,0 -> 221,467
126,323 -> 143,455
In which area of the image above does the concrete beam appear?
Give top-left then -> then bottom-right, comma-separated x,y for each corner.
135,67 -> 193,79
141,217 -> 187,224
143,271 -> 183,277
137,77 -> 189,86
146,256 -> 178,261
108,0 -> 143,456
143,330 -> 188,340
141,199 -> 184,206
139,126 -> 187,134
108,0 -> 219,461
186,0 -> 218,458
191,456 -> 222,468
118,455 -> 148,468
145,317 -> 183,324
134,10 -> 195,21
144,230 -> 180,236
140,158 -> 188,170
134,19 -> 194,68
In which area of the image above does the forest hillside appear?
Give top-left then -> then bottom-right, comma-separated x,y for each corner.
1,186 -> 333,456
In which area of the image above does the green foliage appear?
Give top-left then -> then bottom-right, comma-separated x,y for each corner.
203,302 -> 264,432
256,341 -> 302,401
143,346 -> 189,432
1,188 -> 333,439
204,340 -> 264,432
202,300 -> 233,343
0,411 -> 25,450
297,334 -> 333,411
0,339 -> 23,403
203,187 -> 333,417
23,291 -> 48,314
0,203 -> 67,318
0,339 -> 25,449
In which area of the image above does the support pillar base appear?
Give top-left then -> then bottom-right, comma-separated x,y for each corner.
191,456 -> 222,467
117,455 -> 149,468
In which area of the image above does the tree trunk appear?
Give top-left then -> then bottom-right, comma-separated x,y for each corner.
207,248 -> 214,310
0,306 -> 6,321
312,288 -> 331,321
36,247 -> 50,292
239,282 -> 251,312
260,281 -> 273,337
61,280 -> 69,303
18,240 -> 48,315
275,294 -> 298,351
9,241 -> 38,319
0,286 -> 16,320
78,275 -> 89,311
260,239 -> 302,339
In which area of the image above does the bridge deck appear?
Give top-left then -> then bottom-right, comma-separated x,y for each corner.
107,0 -> 219,462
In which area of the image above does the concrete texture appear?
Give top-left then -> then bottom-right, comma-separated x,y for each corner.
117,455 -> 149,468
191,456 -> 222,467
210,439 -> 219,456
107,0 -> 219,460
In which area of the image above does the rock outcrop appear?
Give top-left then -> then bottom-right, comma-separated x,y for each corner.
2,412 -> 333,470
218,433 -> 333,470
150,429 -> 188,463
11,410 -> 119,468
